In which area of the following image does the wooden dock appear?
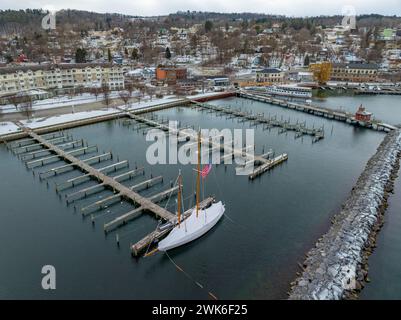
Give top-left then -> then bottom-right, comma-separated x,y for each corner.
191,100 -> 324,140
249,153 -> 288,180
8,125 -> 225,259
22,128 -> 177,223
354,88 -> 401,95
238,90 -> 396,132
126,112 -> 285,179
103,186 -> 179,233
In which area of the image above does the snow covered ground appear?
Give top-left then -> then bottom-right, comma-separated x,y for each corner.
0,122 -> 21,135
0,92 -> 230,136
0,92 -> 122,114
21,109 -> 120,129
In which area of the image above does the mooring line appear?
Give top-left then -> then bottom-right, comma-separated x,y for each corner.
164,251 -> 218,300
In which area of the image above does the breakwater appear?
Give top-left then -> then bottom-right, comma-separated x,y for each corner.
289,129 -> 401,300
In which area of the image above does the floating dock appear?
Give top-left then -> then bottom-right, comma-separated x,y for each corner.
12,127 -> 178,223
191,100 -> 324,141
8,124 -> 225,258
249,153 -> 288,180
125,112 -> 286,180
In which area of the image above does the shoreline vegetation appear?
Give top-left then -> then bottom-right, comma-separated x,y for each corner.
289,129 -> 401,300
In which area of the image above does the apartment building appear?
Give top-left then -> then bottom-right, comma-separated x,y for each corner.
330,63 -> 379,82
0,63 -> 124,96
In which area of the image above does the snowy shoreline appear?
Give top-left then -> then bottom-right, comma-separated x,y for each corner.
0,92 -> 228,138
289,129 -> 401,300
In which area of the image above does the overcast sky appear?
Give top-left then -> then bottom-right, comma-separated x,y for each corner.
0,0 -> 400,17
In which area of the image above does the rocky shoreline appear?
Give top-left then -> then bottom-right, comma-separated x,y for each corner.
289,129 -> 401,300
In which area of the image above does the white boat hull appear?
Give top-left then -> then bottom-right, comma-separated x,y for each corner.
158,201 -> 225,251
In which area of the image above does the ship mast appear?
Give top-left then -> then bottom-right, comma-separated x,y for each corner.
177,170 -> 182,228
196,130 -> 201,218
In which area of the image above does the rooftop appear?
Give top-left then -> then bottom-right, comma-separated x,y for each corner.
0,63 -> 117,75
333,63 -> 379,70
257,68 -> 283,74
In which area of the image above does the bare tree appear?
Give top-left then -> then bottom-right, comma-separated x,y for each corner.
8,95 -> 21,111
91,86 -> 101,100
147,86 -> 156,101
19,95 -> 33,120
125,82 -> 134,97
101,84 -> 111,108
119,91 -> 131,110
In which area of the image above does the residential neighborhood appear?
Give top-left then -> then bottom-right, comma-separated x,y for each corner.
1,10 -> 401,110
1,5 -> 401,305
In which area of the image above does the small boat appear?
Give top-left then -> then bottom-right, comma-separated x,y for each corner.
158,131 -> 225,252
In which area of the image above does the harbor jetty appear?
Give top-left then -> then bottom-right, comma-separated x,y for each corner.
238,90 -> 396,132
289,129 -> 401,300
354,88 -> 401,95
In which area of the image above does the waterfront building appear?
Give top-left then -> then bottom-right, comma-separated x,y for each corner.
207,76 -> 230,87
155,67 -> 187,85
256,68 -> 285,83
331,63 -> 379,83
355,105 -> 373,122
0,63 -> 125,96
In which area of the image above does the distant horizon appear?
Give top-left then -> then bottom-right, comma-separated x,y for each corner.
0,0 -> 400,18
0,8 -> 400,20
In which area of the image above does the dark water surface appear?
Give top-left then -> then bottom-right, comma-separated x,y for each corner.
313,94 -> 401,126
0,96 -> 391,299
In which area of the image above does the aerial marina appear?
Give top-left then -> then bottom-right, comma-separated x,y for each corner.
1,4 -> 401,307
1,89 -> 400,301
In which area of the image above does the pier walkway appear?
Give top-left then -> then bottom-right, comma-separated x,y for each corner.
238,90 -> 397,132
23,128 -> 177,223
191,100 -> 324,140
126,112 -> 288,179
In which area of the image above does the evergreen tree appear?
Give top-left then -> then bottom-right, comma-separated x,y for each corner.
107,48 -> 112,62
131,48 -> 139,60
75,48 -> 87,63
165,47 -> 171,59
205,20 -> 213,33
304,54 -> 310,66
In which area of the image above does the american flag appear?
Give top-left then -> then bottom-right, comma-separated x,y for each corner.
201,164 -> 212,178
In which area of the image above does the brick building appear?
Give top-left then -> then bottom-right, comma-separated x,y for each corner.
156,67 -> 187,85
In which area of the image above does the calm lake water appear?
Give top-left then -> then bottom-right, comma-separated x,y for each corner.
313,92 -> 401,126
0,95 -> 398,299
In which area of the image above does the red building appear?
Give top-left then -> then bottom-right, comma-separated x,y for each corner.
156,67 -> 187,85
16,54 -> 28,63
355,105 -> 372,122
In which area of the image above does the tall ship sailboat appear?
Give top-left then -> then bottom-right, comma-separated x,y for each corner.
157,132 -> 225,252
